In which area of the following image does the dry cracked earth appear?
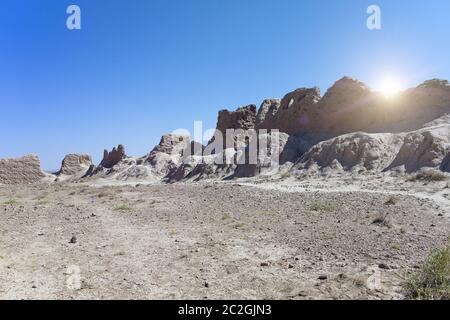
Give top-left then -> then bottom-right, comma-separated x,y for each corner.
0,182 -> 449,300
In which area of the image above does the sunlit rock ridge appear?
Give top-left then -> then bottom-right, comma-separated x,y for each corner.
2,77 -> 450,184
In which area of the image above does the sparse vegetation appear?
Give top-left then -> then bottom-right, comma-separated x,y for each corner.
404,243 -> 450,300
384,196 -> 397,205
404,245 -> 450,300
352,276 -> 366,287
309,202 -> 336,212
113,204 -> 132,212
407,170 -> 448,182
3,199 -> 18,205
372,212 -> 392,227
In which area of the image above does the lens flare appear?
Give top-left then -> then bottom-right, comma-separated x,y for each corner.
377,76 -> 404,98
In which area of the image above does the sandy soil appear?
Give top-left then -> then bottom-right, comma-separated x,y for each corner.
0,180 -> 449,300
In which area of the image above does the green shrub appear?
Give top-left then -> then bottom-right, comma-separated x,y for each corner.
404,243 -> 450,300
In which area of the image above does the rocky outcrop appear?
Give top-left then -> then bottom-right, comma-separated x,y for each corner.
268,87 -> 322,135
148,134 -> 203,157
0,155 -> 45,184
255,77 -> 450,137
255,99 -> 281,129
292,115 -> 450,175
232,132 -> 311,178
145,134 -> 204,179
256,77 -> 381,136
386,128 -> 450,173
294,132 -> 403,173
314,77 -> 378,135
182,150 -> 237,181
83,135 -> 205,182
58,154 -> 92,176
396,79 -> 450,131
209,104 -> 258,151
100,144 -> 126,168
66,77 -> 450,182
6,76 -> 450,185
215,105 -> 257,133
441,153 -> 450,172
197,77 -> 450,179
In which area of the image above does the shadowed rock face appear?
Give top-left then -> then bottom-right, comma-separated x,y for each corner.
255,99 -> 281,129
254,77 -> 376,135
208,104 -> 258,150
387,129 -> 450,173
58,154 -> 92,176
253,77 -> 450,136
100,145 -> 126,169
216,104 -> 257,133
0,155 -> 45,184
269,87 -> 322,135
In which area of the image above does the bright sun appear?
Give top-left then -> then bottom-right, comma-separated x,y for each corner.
377,76 -> 403,98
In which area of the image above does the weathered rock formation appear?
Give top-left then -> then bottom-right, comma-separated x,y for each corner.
215,105 -> 257,133
294,133 -> 403,173
254,77 -> 450,137
58,154 -> 92,176
209,104 -> 259,152
100,144 -> 126,168
292,115 -> 450,175
233,132 -> 292,178
255,99 -> 281,129
177,77 -> 450,180
0,155 -> 45,184
261,87 -> 322,135
145,134 -> 204,180
5,76 -> 450,184
386,127 -> 450,173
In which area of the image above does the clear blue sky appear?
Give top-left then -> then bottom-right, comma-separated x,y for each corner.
1,0 -> 449,170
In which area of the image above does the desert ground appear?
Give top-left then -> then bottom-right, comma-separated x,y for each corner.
1,177 -> 448,300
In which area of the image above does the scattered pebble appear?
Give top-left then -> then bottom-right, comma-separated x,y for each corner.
378,263 -> 390,270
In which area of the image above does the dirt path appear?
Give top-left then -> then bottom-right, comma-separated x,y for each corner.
0,182 -> 449,299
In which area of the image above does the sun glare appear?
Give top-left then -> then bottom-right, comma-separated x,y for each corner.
377,76 -> 404,98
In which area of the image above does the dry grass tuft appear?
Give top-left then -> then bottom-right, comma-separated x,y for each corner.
113,204 -> 132,212
309,202 -> 336,212
407,170 -> 448,182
